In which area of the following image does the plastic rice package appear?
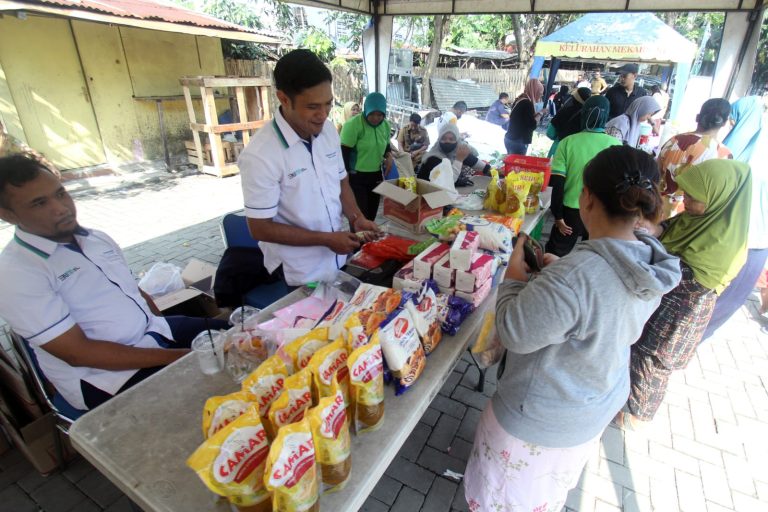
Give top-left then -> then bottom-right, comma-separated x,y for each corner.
405,281 -> 443,355
307,382 -> 351,492
201,390 -> 253,439
242,355 -> 290,418
263,418 -> 319,512
187,406 -> 271,511
266,368 -> 314,439
347,339 -> 385,433
436,293 -> 475,336
481,214 -> 523,235
373,308 -> 426,395
281,328 -> 329,372
462,216 -> 513,253
306,338 -> 350,405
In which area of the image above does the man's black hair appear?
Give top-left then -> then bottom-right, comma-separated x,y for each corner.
409,113 -> 422,124
273,49 -> 333,100
498,93 -> 509,100
0,155 -> 52,209
453,101 -> 468,112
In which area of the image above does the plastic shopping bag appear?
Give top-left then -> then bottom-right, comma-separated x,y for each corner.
429,158 -> 459,199
138,262 -> 185,297
470,312 -> 504,369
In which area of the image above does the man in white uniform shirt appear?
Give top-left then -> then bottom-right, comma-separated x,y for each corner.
0,155 -> 228,411
238,50 -> 379,286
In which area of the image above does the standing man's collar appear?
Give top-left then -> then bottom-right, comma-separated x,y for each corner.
13,226 -> 90,258
273,107 -> 316,150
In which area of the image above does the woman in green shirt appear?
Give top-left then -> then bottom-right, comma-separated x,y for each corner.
340,92 -> 391,220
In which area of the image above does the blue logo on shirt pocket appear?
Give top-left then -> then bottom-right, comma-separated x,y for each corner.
287,168 -> 307,180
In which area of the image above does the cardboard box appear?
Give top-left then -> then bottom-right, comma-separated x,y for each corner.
373,179 -> 454,234
412,242 -> 450,281
0,356 -> 44,422
0,411 -> 74,475
153,259 -> 224,318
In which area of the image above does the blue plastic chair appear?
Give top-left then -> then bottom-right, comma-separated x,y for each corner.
219,211 -> 291,309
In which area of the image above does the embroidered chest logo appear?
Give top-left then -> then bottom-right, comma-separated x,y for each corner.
287,168 -> 307,180
57,267 -> 81,282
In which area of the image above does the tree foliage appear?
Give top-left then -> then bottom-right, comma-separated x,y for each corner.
447,15 -> 514,50
323,11 -> 368,51
296,28 -> 337,63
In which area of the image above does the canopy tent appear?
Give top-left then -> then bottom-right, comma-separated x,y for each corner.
531,12 -> 696,119
289,0 -> 761,16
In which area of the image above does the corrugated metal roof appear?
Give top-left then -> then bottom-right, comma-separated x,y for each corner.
17,0 -> 276,36
429,77 -> 498,111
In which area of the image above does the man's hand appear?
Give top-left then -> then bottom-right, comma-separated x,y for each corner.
456,144 -> 471,161
325,232 -> 361,254
555,219 -> 573,236
352,216 -> 381,235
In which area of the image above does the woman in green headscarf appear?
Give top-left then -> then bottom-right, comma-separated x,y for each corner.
619,159 -> 752,429
340,92 -> 392,220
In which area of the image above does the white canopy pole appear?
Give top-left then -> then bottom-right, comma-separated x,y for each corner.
711,4 -> 765,100
362,14 -> 393,94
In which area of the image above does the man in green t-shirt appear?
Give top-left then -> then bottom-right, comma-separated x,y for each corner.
545,96 -> 622,256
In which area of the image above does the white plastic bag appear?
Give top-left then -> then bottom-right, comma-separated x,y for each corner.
429,158 -> 459,199
139,262 -> 185,297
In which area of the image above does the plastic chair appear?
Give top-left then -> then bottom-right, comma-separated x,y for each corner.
219,210 -> 291,309
9,330 -> 86,468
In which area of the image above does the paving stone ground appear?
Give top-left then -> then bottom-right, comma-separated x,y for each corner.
0,168 -> 767,512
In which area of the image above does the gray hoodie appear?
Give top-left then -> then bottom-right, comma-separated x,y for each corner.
492,234 -> 681,447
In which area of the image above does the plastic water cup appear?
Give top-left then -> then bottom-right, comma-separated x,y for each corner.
229,306 -> 260,327
224,330 -> 260,382
191,331 -> 225,375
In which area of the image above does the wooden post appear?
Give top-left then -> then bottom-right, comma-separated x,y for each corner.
235,86 -> 250,146
201,86 -> 226,172
182,84 -> 204,174
259,86 -> 272,120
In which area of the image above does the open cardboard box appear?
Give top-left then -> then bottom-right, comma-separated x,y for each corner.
0,408 -> 74,475
153,259 -> 227,319
374,178 -> 454,234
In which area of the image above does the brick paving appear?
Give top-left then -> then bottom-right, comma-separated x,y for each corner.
1,169 -> 767,511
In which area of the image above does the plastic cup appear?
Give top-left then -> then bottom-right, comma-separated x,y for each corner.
191,331 -> 225,375
224,330 -> 260,382
229,306 -> 260,327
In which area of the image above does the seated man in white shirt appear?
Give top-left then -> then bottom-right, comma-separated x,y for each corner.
238,49 -> 379,287
0,155 -> 228,411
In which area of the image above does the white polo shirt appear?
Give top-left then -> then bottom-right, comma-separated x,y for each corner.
239,108 -> 348,286
0,227 -> 172,410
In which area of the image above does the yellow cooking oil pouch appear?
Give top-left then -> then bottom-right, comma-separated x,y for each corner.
264,417 -> 319,512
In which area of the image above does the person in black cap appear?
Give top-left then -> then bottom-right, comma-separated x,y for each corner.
605,63 -> 648,120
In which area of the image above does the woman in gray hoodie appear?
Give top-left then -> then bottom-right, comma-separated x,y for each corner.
464,146 -> 682,511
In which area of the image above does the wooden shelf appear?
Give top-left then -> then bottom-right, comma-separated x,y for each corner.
180,75 -> 272,178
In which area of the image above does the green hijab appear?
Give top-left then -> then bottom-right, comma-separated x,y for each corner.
661,159 -> 752,294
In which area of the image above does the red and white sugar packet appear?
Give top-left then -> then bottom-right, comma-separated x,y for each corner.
413,242 -> 450,280
432,254 -> 455,289
455,253 -> 494,293
455,276 -> 492,307
449,231 -> 479,271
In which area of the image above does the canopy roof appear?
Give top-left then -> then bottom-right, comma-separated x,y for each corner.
288,0 -> 761,16
534,12 -> 697,63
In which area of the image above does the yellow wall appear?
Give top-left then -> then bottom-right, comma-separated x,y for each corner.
0,15 -> 231,169
0,16 -> 106,169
